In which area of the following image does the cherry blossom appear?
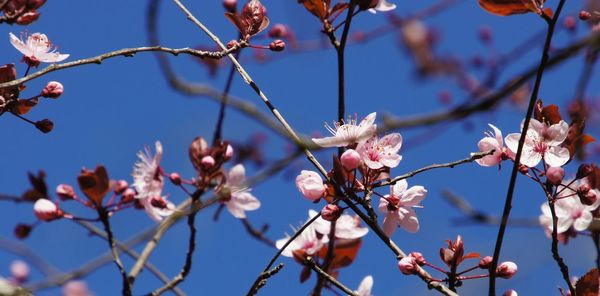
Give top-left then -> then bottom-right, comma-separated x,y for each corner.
378,179 -> 427,236
472,124 -> 509,167
33,198 -> 63,221
141,195 -> 175,222
356,133 -> 403,170
310,209 -> 369,240
9,32 -> 69,67
355,275 -> 373,296
505,119 -> 570,168
275,217 -> 328,258
312,112 -> 377,147
132,141 -> 164,201
368,0 -> 396,13
539,179 -> 600,234
222,164 -> 260,219
295,170 -> 326,201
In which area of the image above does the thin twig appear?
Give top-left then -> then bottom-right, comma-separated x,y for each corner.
375,150 -> 494,188
489,3 -> 567,295
0,236 -> 60,276
245,263 -> 284,296
305,257 -> 358,296
548,200 -> 575,294
0,46 -> 240,90
98,209 -> 132,296
242,218 -> 275,247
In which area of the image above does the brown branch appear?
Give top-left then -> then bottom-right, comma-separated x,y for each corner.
375,150 -> 494,188
489,2 -> 567,294
548,200 -> 575,294
305,257 -> 358,296
242,218 -> 275,248
245,263 -> 284,296
98,209 -> 132,296
0,236 -> 60,276
380,30 -> 600,132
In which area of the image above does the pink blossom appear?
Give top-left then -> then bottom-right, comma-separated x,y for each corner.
368,0 -> 396,13
10,260 -> 29,284
41,81 -> 64,98
505,119 -> 570,167
222,164 -> 260,219
473,124 -> 509,167
9,32 -> 69,67
33,199 -> 62,221
275,215 -> 328,258
312,112 -> 377,147
539,179 -> 600,234
310,209 -> 369,240
503,290 -> 518,296
355,275 -> 373,296
63,280 -> 94,296
378,180 -> 427,236
356,133 -> 402,169
132,141 -> 164,201
295,170 -> 326,201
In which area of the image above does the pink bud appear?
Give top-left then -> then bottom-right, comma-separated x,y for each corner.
409,252 -> 426,265
225,144 -> 234,160
496,261 -> 518,279
295,170 -> 325,201
33,199 -> 62,221
227,40 -> 239,49
479,256 -> 493,269
563,16 -> 577,32
63,281 -> 93,296
56,184 -> 76,201
502,290 -> 518,296
169,173 -> 182,185
478,26 -> 493,43
201,155 -> 216,169
398,256 -> 418,275
10,260 -> 29,284
269,40 -> 286,52
121,188 -> 136,203
41,81 -> 64,99
114,180 -> 128,194
577,164 -> 593,179
268,24 -> 288,38
546,167 -> 564,186
321,204 -> 342,221
579,10 -> 592,21
340,149 -> 361,170
223,0 -> 237,13
579,189 -> 598,206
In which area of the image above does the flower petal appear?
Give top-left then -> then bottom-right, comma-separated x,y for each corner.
544,146 -> 570,167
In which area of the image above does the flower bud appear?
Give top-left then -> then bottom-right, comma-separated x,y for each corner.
41,81 -> 64,99
33,199 -> 63,221
563,16 -> 577,32
546,167 -> 564,186
201,155 -> 216,169
398,256 -> 418,275
169,173 -> 182,186
227,39 -> 239,49
56,184 -> 76,201
321,204 -> 342,221
576,164 -> 593,179
502,290 -> 518,296
268,24 -> 288,38
225,144 -> 234,160
409,252 -> 426,266
16,11 -> 40,25
223,0 -> 237,13
295,170 -> 325,201
479,256 -> 493,269
579,10 -> 592,21
121,188 -> 136,204
35,119 -> 54,133
14,224 -> 32,240
496,261 -> 518,279
518,164 -> 529,175
579,188 -> 598,206
114,180 -> 128,194
269,40 -> 285,52
340,149 -> 361,171
10,260 -> 29,284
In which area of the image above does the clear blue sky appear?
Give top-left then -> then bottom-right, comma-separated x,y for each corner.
0,0 -> 599,295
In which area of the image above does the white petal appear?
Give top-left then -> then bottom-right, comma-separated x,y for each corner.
232,192 -> 260,211
392,180 -> 408,197
401,186 -> 427,207
356,275 -> 373,296
227,164 -> 246,187
504,133 -> 521,154
573,211 -> 592,231
38,53 -> 69,63
9,33 -> 32,56
519,146 -> 542,167
398,208 -> 420,233
544,146 -> 570,167
312,136 -> 350,147
545,120 -> 569,146
225,202 -> 246,219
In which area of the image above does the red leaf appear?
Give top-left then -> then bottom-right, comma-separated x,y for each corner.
77,166 -> 110,206
318,239 -> 362,270
478,0 -> 545,16
12,98 -> 38,115
300,266 -> 311,283
575,268 -> 599,296
540,104 -> 562,125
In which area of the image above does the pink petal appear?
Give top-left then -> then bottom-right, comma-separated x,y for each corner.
401,186 -> 427,206
544,146 -> 570,167
382,213 -> 399,237
9,33 -> 31,56
545,120 -> 569,146
398,208 -> 420,233
312,136 -> 349,147
391,180 -> 408,197
227,164 -> 246,187
519,146 -> 542,167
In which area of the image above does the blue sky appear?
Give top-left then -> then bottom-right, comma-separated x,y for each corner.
0,0 -> 599,295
